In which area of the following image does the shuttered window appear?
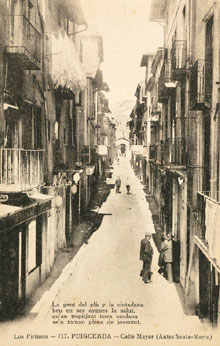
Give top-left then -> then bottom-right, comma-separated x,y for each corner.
23,104 -> 33,149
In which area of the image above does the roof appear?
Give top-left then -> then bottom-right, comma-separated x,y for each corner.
149,0 -> 167,22
140,54 -> 154,67
151,48 -> 163,75
116,137 -> 129,142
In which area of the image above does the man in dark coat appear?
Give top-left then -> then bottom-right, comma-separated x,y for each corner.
159,233 -> 173,283
115,177 -> 121,193
140,233 -> 153,283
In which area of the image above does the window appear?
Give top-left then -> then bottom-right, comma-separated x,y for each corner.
182,6 -> 186,40
9,0 -> 16,41
54,121 -> 59,140
64,127 -> 66,144
205,15 -> 213,103
47,120 -> 51,142
22,104 -> 33,149
27,0 -> 35,24
34,106 -> 42,148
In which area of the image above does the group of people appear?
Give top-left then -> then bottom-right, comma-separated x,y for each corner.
140,232 -> 173,284
113,161 -> 173,284
115,176 -> 130,194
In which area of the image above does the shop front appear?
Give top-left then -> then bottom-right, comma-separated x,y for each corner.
0,193 -> 52,318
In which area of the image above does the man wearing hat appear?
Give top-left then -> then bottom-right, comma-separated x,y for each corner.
159,232 -> 173,283
140,232 -> 153,283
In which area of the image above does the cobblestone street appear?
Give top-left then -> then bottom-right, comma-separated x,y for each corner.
1,157 -> 216,346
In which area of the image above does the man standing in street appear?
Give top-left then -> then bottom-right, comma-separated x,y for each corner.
125,177 -> 131,194
140,232 -> 153,283
159,233 -> 173,283
115,176 -> 121,193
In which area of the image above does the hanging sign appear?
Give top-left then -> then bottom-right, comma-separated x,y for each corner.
73,172 -> 80,183
71,185 -> 77,194
54,195 -> 62,208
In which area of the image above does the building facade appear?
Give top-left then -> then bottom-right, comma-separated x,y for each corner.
129,0 -> 220,326
0,0 -> 115,318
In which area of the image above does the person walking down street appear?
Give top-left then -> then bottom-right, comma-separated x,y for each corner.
159,233 -> 173,283
125,177 -> 131,194
158,235 -> 166,275
140,233 -> 153,283
115,177 -> 121,193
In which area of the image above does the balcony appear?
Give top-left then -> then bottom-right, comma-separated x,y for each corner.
158,61 -> 173,102
197,191 -> 220,266
171,40 -> 187,81
5,15 -> 41,70
190,60 -> 205,110
156,141 -> 163,164
0,148 -> 44,192
163,138 -> 186,165
149,141 -> 163,164
149,144 -> 157,161
81,146 -> 90,164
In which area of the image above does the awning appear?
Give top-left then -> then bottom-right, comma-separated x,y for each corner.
51,32 -> 87,93
27,191 -> 53,201
0,194 -> 51,232
0,204 -> 21,218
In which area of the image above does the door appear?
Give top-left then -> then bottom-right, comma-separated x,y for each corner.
199,250 -> 210,320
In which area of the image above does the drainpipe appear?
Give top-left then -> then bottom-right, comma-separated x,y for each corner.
189,0 -> 194,65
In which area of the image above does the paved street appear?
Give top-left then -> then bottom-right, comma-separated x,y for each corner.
0,156 -> 215,345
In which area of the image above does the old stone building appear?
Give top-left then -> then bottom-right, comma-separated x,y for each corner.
0,0 -> 115,318
129,0 -> 220,326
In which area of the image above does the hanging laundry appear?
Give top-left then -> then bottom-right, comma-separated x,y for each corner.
51,32 -> 87,93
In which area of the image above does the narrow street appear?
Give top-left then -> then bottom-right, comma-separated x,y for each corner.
1,156 -> 214,345
1,0 -> 220,344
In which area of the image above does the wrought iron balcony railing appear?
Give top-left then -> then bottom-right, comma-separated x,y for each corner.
148,142 -> 163,163
158,60 -> 174,103
197,191 -> 220,244
190,60 -> 205,110
171,40 -> 187,81
163,138 -> 186,165
190,59 -> 213,109
0,148 -> 44,191
5,15 -> 41,70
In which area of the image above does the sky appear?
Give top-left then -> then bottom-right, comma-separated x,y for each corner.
80,0 -> 163,118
